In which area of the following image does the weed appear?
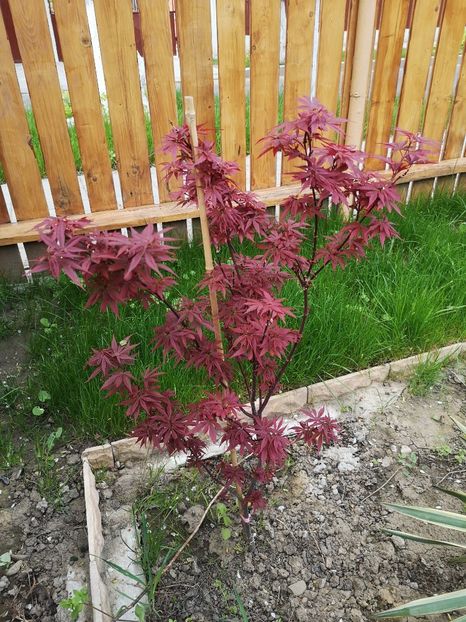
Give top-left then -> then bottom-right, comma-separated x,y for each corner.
436,443 -> 453,458
59,588 -> 89,622
35,427 -> 63,503
408,356 -> 448,396
397,451 -> 418,474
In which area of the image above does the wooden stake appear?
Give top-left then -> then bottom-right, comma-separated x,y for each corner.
184,95 -> 223,351
183,96 -> 245,516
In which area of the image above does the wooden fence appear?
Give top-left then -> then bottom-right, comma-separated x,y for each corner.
0,0 -> 465,276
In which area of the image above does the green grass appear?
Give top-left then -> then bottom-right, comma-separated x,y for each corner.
408,355 -> 448,396
0,191 -> 461,441
0,91 -> 286,184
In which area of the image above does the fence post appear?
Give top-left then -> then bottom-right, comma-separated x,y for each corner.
344,0 -> 377,150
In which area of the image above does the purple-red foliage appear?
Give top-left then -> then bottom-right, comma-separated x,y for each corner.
32,98 -> 434,519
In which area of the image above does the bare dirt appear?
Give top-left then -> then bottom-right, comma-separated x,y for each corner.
103,367 -> 466,622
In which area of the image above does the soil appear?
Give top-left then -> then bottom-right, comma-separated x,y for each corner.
104,367 -> 466,622
0,324 -> 88,622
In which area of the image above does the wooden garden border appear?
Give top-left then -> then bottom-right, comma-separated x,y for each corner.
81,341 -> 466,621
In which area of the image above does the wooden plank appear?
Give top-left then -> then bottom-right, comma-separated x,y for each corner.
423,0 -> 466,145
345,0 -> 378,149
396,0 -> 440,135
316,0 -> 346,115
444,51 -> 466,159
138,0 -> 179,202
365,0 -> 410,169
340,0 -> 360,125
216,0 -> 247,188
93,0 -> 153,208
0,14 -> 48,222
250,0 -> 281,189
282,0 -> 315,178
175,0 -> 216,143
8,0 -> 82,215
1,157 -> 464,246
53,0 -> 116,212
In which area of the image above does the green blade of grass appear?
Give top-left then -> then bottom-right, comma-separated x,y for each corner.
374,588 -> 466,618
384,503 -> 466,532
382,528 -> 466,549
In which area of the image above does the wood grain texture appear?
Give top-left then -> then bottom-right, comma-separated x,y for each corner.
9,0 -> 82,215
175,0 -> 216,143
396,0 -> 441,135
365,0 -> 410,169
1,157 -> 464,246
282,0 -> 315,178
93,0 -> 153,208
53,0 -> 116,212
216,0 -> 247,188
316,0 -> 346,114
444,50 -> 466,159
138,0 -> 179,202
0,13 -> 48,221
340,0 -> 360,125
423,0 -> 466,145
250,0 -> 281,189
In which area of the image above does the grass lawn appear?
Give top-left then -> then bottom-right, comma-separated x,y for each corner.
0,192 -> 465,443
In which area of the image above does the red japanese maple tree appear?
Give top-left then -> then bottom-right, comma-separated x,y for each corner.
32,99 -> 433,526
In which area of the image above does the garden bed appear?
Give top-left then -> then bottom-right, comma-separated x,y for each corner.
82,346 -> 466,622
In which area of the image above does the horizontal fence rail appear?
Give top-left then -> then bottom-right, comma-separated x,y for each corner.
0,0 -> 465,275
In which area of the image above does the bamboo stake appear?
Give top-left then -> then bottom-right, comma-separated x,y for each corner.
183,96 -> 246,521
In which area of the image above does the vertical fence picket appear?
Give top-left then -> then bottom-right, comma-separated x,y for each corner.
316,0 -> 346,117
138,0 -> 178,202
439,52 -> 466,192
413,0 -> 465,196
340,0 -> 360,127
282,0 -> 315,178
250,0 -> 281,189
53,0 -> 116,212
396,0 -> 440,135
0,12 -> 48,221
365,0 -> 410,170
8,0 -> 82,215
216,0 -> 247,188
175,0 -> 216,144
422,1 -> 465,146
93,0 -> 153,208
345,0 -> 378,150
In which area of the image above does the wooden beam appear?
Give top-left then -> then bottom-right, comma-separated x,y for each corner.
0,158 -> 465,247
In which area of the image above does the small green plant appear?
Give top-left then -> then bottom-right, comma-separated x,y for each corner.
215,502 -> 233,541
376,487 -> 466,619
35,427 -> 63,502
436,443 -> 453,458
40,317 -> 57,334
59,587 -> 89,621
0,428 -> 23,470
32,388 -> 51,417
0,551 -> 12,569
397,451 -> 418,473
408,356 -> 447,396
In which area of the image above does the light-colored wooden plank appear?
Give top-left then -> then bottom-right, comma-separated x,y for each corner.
316,0 -> 346,115
250,0 -> 281,189
53,0 -> 116,212
396,0 -> 441,135
8,0 -> 82,215
175,0 -> 216,143
365,0 -> 410,169
444,51 -> 466,159
1,157 -> 464,246
93,0 -> 153,208
423,0 -> 466,145
282,0 -> 315,179
340,0 -> 360,125
0,14 -> 48,222
345,0 -> 378,149
216,0 -> 247,188
138,0 -> 179,202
